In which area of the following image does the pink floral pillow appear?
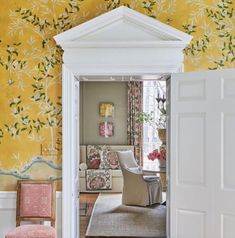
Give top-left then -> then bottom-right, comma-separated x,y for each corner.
106,151 -> 119,169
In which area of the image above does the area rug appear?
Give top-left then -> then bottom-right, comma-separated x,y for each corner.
86,193 -> 166,238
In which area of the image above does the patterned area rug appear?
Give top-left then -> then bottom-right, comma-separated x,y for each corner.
86,193 -> 166,237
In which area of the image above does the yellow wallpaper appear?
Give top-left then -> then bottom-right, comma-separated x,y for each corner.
0,0 -> 234,190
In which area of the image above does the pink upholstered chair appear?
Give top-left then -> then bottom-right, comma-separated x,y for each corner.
5,180 -> 56,238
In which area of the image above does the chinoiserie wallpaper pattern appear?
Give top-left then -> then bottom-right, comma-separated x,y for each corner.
0,0 -> 234,190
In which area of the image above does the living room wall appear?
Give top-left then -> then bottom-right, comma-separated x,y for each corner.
0,0 -> 234,190
80,82 -> 128,145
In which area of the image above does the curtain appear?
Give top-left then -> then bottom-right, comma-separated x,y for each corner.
127,81 -> 143,165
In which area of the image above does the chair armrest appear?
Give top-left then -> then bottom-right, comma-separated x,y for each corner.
124,168 -> 146,184
126,166 -> 143,175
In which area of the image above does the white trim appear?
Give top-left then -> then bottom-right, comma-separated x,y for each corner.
59,41 -> 188,48
62,65 -> 77,238
65,64 -> 183,76
54,6 -> 192,45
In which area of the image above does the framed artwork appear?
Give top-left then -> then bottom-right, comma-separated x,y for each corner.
99,122 -> 114,138
99,102 -> 114,117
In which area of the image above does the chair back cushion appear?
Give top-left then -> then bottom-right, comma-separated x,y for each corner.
116,151 -> 138,169
16,180 -> 56,226
19,183 -> 52,217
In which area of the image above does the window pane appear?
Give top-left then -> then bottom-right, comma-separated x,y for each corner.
143,80 -> 166,166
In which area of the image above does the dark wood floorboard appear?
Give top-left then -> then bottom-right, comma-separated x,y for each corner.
80,193 -> 99,238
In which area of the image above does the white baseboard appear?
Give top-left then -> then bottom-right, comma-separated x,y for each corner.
0,191 -> 62,238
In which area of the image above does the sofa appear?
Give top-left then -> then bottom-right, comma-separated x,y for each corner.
79,145 -> 134,192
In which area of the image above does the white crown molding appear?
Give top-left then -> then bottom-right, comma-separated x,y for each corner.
59,41 -> 188,48
65,64 -> 183,76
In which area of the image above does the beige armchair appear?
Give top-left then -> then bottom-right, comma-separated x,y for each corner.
116,150 -> 162,206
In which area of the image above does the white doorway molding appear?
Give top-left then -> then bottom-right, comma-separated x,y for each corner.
54,6 -> 192,238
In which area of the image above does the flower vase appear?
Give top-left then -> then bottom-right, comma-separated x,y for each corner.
159,159 -> 166,168
158,128 -> 167,191
158,128 -> 166,144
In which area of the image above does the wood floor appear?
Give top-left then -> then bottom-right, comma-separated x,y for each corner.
80,193 -> 99,238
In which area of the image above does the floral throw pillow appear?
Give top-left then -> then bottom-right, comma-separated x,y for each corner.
86,145 -> 120,170
99,150 -> 120,170
86,169 -> 112,190
86,145 -> 102,169
106,151 -> 120,169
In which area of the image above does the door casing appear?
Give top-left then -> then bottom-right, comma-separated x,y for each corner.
55,6 -> 192,237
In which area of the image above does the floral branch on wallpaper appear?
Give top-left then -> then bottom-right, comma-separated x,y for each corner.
205,0 -> 234,69
183,0 -> 234,69
0,0 -> 85,150
184,31 -> 210,56
104,0 -> 175,19
0,42 -> 27,87
104,0 -> 130,10
15,0 -> 84,34
0,43 -> 26,71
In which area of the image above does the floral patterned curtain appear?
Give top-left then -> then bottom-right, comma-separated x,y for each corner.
127,81 -> 143,165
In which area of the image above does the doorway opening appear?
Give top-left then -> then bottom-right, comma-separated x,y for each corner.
78,74 -> 170,238
54,6 -> 192,237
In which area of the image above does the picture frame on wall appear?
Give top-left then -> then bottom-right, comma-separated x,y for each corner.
99,122 -> 114,138
99,102 -> 114,117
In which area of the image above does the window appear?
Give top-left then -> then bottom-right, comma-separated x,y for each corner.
142,80 -> 166,167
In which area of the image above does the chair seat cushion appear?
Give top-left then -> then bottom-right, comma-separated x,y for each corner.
143,175 -> 159,182
5,224 -> 56,238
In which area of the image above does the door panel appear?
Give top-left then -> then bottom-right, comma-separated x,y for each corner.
170,69 -> 235,238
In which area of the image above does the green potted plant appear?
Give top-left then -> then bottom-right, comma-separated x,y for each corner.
137,107 -> 166,144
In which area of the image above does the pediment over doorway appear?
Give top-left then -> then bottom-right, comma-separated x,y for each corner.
54,6 -> 192,48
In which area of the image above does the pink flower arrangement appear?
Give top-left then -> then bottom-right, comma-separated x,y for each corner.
147,148 -> 166,161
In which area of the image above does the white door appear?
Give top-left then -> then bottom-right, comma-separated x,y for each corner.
170,68 -> 235,238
